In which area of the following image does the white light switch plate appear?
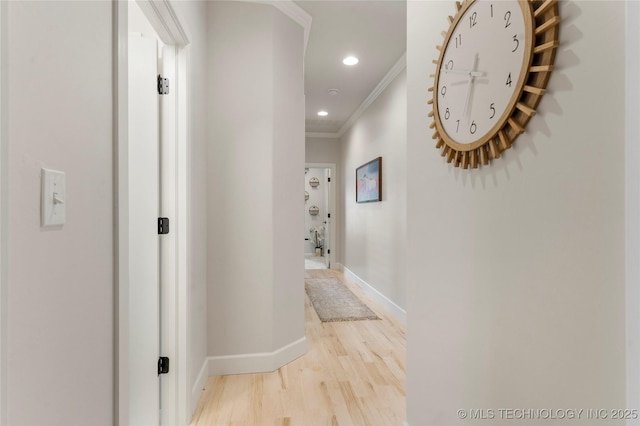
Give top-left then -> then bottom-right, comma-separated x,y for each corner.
41,168 -> 65,227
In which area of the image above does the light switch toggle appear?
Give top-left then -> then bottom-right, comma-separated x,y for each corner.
41,168 -> 66,227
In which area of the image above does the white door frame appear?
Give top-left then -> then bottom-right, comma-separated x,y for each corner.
0,1 -> 7,424
306,163 -> 337,269
115,1 -> 190,424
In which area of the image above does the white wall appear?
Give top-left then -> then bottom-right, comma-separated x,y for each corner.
305,168 -> 327,254
207,1 -> 305,368
306,137 -> 340,164
406,2 -> 627,425
6,2 -> 113,424
340,69 -> 407,311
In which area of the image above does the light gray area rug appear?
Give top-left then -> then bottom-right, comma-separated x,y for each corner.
305,277 -> 380,322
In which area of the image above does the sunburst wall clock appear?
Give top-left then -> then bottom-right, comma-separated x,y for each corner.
429,0 -> 560,169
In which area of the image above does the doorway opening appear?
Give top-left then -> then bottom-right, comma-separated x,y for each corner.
305,163 -> 336,270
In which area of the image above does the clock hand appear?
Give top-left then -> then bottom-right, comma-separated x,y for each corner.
463,78 -> 473,120
443,68 -> 484,77
462,53 -> 479,120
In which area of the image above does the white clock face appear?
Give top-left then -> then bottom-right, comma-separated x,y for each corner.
437,0 -> 528,146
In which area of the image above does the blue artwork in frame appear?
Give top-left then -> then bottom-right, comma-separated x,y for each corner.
356,157 -> 382,203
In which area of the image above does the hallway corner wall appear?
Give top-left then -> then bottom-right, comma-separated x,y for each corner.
206,1 -> 305,372
271,6 -> 305,353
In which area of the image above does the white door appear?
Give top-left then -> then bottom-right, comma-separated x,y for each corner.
324,169 -> 331,269
128,34 -> 160,426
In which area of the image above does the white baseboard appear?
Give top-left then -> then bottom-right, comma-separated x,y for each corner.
272,336 -> 307,373
190,358 -> 209,417
343,266 -> 406,324
207,336 -> 307,376
190,338 -> 306,419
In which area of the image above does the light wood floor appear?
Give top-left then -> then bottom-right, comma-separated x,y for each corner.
190,269 -> 406,426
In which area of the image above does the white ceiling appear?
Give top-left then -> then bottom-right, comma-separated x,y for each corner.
295,1 -> 407,136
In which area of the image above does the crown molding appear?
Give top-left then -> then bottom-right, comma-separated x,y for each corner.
336,52 -> 406,138
269,1 -> 312,56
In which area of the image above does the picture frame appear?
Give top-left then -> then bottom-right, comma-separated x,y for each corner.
356,157 -> 382,203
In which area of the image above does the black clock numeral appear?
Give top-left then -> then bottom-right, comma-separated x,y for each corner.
470,121 -> 477,135
447,60 -> 454,70
489,103 -> 496,119
469,11 -> 477,28
504,11 -> 511,28
512,35 -> 520,53
456,120 -> 460,133
506,73 -> 512,87
441,86 -> 447,97
455,34 -> 462,48
490,4 -> 494,18
445,108 -> 450,120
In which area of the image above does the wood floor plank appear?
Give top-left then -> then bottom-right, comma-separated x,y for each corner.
190,269 -> 406,425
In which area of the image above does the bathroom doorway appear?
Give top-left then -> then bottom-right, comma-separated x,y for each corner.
305,163 -> 336,270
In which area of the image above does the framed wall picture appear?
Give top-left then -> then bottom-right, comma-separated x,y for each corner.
356,157 -> 382,203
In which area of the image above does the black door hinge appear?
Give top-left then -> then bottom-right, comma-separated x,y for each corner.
327,213 -> 331,219
157,75 -> 169,95
158,357 -> 170,375
328,249 -> 331,254
158,217 -> 170,235
327,177 -> 331,182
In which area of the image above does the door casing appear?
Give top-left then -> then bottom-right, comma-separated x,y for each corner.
115,1 -> 190,424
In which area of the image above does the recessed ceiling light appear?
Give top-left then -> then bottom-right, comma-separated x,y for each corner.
328,88 -> 339,96
317,111 -> 328,116
342,56 -> 359,66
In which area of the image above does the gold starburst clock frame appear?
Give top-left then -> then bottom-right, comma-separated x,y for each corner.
428,0 -> 560,169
